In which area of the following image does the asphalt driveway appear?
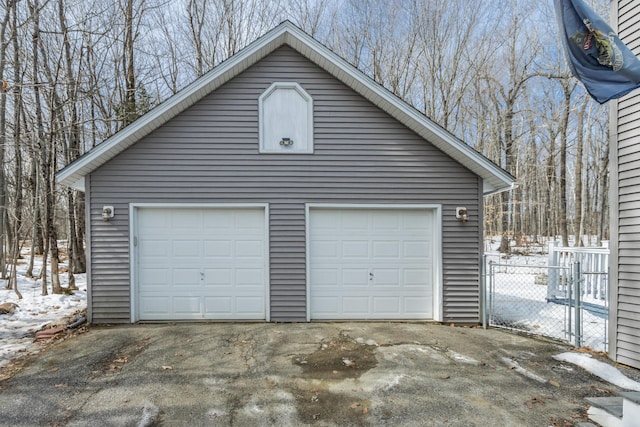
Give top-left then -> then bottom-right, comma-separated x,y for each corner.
0,322 -> 635,426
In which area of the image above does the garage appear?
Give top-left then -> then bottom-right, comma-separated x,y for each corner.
308,206 -> 439,320
134,206 -> 268,321
56,21 -> 513,324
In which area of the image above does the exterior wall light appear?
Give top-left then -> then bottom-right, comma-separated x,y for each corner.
102,206 -> 114,221
456,207 -> 468,223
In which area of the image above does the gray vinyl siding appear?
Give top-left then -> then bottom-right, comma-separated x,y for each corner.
88,46 -> 481,323
612,0 -> 640,369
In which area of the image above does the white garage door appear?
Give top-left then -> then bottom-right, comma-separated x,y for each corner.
135,207 -> 267,320
309,208 -> 436,320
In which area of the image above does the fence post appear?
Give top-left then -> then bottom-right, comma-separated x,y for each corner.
573,261 -> 582,348
547,240 -> 559,300
567,265 -> 572,342
482,254 -> 487,329
488,260 -> 495,328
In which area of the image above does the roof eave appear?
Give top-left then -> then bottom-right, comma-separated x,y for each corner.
483,179 -> 516,196
57,21 -> 515,195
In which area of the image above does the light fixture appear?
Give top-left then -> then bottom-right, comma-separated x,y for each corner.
102,206 -> 114,221
455,207 -> 468,223
279,137 -> 293,147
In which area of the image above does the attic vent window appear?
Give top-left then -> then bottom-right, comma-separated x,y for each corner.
259,82 -> 313,153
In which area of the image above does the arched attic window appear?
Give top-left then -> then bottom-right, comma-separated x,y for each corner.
259,82 -> 313,153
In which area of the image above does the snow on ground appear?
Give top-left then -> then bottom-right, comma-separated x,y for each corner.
553,352 -> 640,391
484,237 -> 609,351
0,249 -> 86,368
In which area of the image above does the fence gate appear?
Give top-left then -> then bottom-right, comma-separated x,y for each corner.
483,259 -> 608,351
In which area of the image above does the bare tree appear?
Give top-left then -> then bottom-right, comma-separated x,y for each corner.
557,77 -> 577,247
57,0 -> 86,280
480,8 -> 539,253
286,0 -> 333,38
573,96 -> 589,246
122,0 -> 137,126
0,0 -> 11,281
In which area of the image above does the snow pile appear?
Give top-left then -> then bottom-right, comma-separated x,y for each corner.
0,251 -> 86,368
553,352 -> 640,391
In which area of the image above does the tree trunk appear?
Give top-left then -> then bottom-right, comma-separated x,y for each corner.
0,4 -> 9,281
58,0 -> 85,276
558,81 -> 573,247
47,116 -> 62,295
573,98 -> 588,247
123,0 -> 136,126
598,144 -> 609,244
25,158 -> 39,278
7,0 -> 22,295
499,104 -> 516,254
28,0 -> 57,295
74,192 -> 86,272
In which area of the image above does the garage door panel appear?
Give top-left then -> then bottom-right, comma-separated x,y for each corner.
405,297 -> 431,313
372,269 -> 399,285
203,296 -> 264,318
310,208 -> 435,320
236,268 -> 263,285
341,212 -> 367,230
372,241 -> 400,258
311,269 -> 338,285
404,241 -> 430,257
373,297 -> 400,313
172,240 -> 201,257
343,241 -> 369,258
171,268 -> 201,285
341,268 -> 368,285
203,211 -> 233,228
311,241 -> 338,258
140,268 -> 170,287
204,296 -> 232,315
204,240 -> 232,257
235,297 -> 265,314
204,268 -> 232,285
236,240 -> 264,257
137,207 -> 267,320
372,212 -> 399,229
171,211 -> 201,228
343,297 -> 369,313
404,269 -> 431,285
139,296 -> 170,315
140,239 -> 170,257
141,212 -> 170,229
313,296 -> 339,314
236,211 -> 265,226
312,214 -> 338,230
173,297 -> 201,314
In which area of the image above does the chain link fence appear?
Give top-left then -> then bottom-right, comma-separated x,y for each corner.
483,258 -> 608,352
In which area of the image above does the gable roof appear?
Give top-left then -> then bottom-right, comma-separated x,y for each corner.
56,21 -> 514,195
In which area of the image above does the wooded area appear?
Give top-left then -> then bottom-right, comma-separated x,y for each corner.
0,0 -> 611,296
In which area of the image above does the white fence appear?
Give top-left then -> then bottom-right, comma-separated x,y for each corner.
547,241 -> 609,307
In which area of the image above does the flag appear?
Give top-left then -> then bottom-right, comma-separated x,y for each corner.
555,0 -> 640,104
